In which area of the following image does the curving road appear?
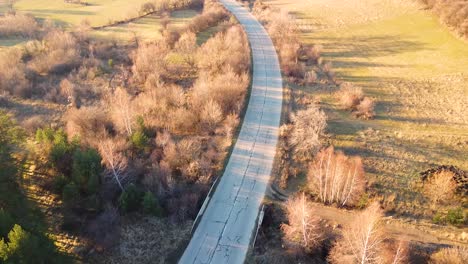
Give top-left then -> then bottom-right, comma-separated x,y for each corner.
179,0 -> 283,263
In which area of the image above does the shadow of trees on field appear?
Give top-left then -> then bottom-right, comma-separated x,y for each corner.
316,34 -> 427,85
28,9 -> 95,16
318,35 -> 427,60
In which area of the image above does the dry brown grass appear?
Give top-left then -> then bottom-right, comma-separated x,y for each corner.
91,216 -> 191,264
429,246 -> 468,264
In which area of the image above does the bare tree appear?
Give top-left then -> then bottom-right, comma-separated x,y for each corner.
329,202 -> 409,264
329,202 -> 384,264
382,240 -> 409,264
308,146 -> 365,207
289,104 -> 327,161
110,87 -> 134,136
281,193 -> 324,253
99,136 -> 128,191
175,32 -> 197,67
424,170 -> 456,208
200,99 -> 223,132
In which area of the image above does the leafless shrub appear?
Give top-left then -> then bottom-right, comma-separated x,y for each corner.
281,193 -> 324,253
337,82 -> 364,110
279,43 -> 300,66
329,202 -> 410,264
175,32 -> 197,66
381,240 -> 409,264
267,10 -> 300,51
64,106 -> 110,146
308,146 -> 366,207
162,29 -> 180,48
305,45 -> 322,65
22,115 -> 45,134
0,50 -> 30,97
186,0 -> 229,34
140,2 -> 156,14
330,202 -> 379,263
0,13 -> 39,38
424,170 -> 457,208
108,87 -> 135,136
197,25 -> 250,76
305,70 -> 318,85
192,68 -> 248,115
355,96 -> 375,119
133,84 -> 193,133
283,61 -> 305,82
200,99 -> 223,133
289,104 -> 327,161
99,135 -> 129,191
219,113 -> 239,139
132,42 -> 170,83
28,30 -> 81,75
59,78 -> 75,101
429,246 -> 468,264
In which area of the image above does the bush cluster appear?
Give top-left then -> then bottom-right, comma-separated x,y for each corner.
0,13 -> 39,38
336,82 -> 375,119
420,0 -> 468,38
186,0 -> 229,33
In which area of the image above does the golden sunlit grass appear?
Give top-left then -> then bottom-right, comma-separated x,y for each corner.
13,0 -> 156,27
91,9 -> 200,44
265,0 -> 468,218
0,0 -> 10,14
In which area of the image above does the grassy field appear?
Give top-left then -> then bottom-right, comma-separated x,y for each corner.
0,0 -> 10,14
13,0 -> 155,27
265,0 -> 468,218
91,9 -> 200,44
1,6 -> 203,49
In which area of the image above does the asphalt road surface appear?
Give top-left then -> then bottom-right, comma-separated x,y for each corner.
179,0 -> 283,263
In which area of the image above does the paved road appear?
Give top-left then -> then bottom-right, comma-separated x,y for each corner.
179,1 -> 283,263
